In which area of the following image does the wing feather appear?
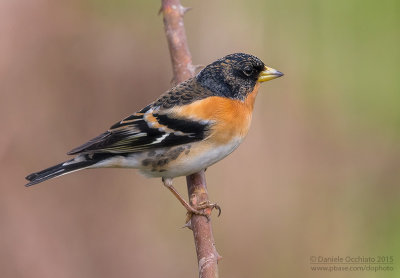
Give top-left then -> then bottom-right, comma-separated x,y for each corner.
67,110 -> 212,155
68,78 -> 215,155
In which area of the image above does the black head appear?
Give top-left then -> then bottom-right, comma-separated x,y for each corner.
196,53 -> 280,100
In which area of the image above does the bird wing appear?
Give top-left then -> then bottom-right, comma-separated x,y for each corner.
67,78 -> 217,155
67,106 -> 212,155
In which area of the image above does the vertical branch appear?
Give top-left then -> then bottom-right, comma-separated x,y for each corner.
161,0 -> 194,83
160,1 -> 220,278
186,171 -> 220,278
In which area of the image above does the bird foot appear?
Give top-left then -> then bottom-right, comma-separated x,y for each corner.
185,201 -> 221,223
162,177 -> 221,225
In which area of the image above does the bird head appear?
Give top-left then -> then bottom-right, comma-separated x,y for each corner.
196,53 -> 283,100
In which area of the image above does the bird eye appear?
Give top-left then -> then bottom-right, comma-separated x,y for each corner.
242,66 -> 254,76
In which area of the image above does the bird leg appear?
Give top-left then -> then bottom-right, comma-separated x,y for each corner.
162,177 -> 220,221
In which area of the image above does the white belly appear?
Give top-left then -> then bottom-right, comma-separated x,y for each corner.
151,138 -> 243,178
91,138 -> 243,179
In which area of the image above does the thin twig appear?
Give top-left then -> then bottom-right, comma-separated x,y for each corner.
160,1 -> 220,277
161,0 -> 194,83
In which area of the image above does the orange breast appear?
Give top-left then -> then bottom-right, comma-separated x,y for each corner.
173,83 -> 260,144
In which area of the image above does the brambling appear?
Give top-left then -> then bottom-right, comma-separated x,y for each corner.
26,53 -> 283,216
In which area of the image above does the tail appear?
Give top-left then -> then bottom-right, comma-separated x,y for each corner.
25,154 -> 102,187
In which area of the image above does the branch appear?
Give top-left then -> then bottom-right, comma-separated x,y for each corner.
160,1 -> 220,277
161,0 -> 194,82
186,171 -> 220,278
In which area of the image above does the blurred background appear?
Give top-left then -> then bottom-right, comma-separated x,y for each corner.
1,0 -> 399,277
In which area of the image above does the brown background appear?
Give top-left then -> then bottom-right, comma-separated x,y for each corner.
1,0 -> 399,277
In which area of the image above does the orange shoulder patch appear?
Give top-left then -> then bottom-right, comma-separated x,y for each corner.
173,83 -> 260,144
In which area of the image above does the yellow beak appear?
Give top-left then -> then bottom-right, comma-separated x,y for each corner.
258,66 -> 284,82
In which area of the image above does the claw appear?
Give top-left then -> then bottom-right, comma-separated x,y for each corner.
196,201 -> 222,218
215,204 -> 222,217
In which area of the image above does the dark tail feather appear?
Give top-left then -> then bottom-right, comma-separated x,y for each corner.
25,156 -> 99,187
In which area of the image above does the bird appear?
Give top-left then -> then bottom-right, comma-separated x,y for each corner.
25,53 -> 283,216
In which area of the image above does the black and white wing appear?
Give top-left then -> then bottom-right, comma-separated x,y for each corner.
67,107 -> 211,155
